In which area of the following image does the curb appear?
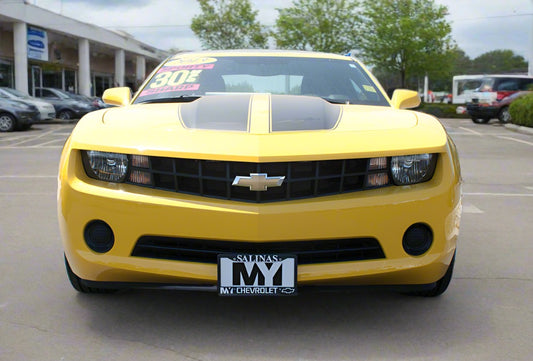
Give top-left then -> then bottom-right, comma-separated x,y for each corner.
504,123 -> 533,136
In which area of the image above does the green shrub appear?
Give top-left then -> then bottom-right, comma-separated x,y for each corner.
509,93 -> 533,127
414,102 -> 469,119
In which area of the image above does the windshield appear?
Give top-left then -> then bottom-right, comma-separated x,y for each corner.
134,56 -> 389,106
53,89 -> 74,99
1,87 -> 31,99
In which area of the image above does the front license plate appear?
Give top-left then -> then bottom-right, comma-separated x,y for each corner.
218,254 -> 297,296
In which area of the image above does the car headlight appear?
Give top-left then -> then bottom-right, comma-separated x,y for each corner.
82,151 -> 128,182
391,153 -> 437,185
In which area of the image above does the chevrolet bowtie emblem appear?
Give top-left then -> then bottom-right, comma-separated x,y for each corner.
232,173 -> 285,191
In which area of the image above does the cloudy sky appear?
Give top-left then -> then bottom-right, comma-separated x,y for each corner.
31,0 -> 532,61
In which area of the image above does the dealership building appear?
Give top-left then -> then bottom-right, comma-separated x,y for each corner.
0,0 -> 169,97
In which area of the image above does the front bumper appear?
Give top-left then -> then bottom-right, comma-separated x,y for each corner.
466,104 -> 499,119
59,148 -> 461,288
16,110 -> 40,126
38,106 -> 56,120
72,109 -> 92,118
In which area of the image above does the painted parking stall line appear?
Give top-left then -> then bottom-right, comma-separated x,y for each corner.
497,136 -> 533,147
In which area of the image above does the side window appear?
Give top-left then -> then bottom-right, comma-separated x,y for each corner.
496,80 -> 519,91
41,89 -> 56,98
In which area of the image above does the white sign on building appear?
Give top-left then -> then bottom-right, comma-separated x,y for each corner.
27,27 -> 48,61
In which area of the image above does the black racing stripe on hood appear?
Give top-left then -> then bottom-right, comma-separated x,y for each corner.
180,94 -> 251,131
271,95 -> 341,132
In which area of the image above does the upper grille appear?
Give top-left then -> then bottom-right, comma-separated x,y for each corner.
132,236 -> 385,265
126,157 -> 390,203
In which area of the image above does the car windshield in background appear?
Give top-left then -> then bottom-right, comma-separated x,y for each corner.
1,87 -> 32,99
134,56 -> 389,106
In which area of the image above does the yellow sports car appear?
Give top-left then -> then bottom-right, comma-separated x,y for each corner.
58,50 -> 462,297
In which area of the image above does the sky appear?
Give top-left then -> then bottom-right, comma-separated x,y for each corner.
30,0 -> 533,61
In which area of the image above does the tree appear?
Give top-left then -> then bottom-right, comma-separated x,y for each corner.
358,0 -> 454,88
471,50 -> 528,74
273,0 -> 360,53
191,0 -> 268,50
450,48 -> 473,75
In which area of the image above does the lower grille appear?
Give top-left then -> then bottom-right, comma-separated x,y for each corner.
131,236 -> 385,265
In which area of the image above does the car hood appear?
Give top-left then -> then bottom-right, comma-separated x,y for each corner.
71,94 -> 448,161
20,98 -> 54,108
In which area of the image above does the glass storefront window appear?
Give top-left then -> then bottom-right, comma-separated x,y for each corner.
65,70 -> 77,93
0,60 -> 14,87
93,74 -> 112,97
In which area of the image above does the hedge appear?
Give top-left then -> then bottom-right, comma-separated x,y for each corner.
414,102 -> 469,119
509,93 -> 533,128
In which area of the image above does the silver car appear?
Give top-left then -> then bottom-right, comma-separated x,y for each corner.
0,87 -> 56,121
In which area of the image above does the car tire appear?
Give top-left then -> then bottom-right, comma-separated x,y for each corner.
471,117 -> 490,124
405,252 -> 455,297
64,255 -> 117,294
498,106 -> 511,123
0,113 -> 16,132
58,110 -> 73,120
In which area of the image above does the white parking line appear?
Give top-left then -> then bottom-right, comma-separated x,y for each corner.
462,203 -> 484,214
31,139 -> 66,147
459,127 -> 482,136
8,129 -> 59,147
0,135 -> 33,142
497,136 -> 533,146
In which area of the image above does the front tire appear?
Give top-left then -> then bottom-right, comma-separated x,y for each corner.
64,255 -> 117,294
58,110 -> 73,120
0,113 -> 16,132
498,106 -> 511,123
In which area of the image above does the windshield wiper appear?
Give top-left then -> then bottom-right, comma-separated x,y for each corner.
137,95 -> 201,104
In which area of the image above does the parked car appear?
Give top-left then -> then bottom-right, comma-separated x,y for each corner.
59,50 -> 461,297
0,97 -> 40,132
467,91 -> 531,123
64,92 -> 100,111
34,87 -> 94,120
468,75 -> 533,103
0,87 -> 56,121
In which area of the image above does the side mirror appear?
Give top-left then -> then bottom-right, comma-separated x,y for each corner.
390,89 -> 421,109
102,87 -> 132,106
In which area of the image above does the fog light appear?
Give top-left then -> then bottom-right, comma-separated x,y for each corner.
84,220 -> 114,253
402,223 -> 433,256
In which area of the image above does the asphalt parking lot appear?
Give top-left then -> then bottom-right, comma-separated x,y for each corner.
0,118 -> 532,360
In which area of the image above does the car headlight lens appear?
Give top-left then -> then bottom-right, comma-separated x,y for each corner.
82,151 -> 128,182
391,153 -> 437,185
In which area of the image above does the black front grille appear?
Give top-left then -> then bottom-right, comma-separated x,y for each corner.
131,236 -> 385,265
127,156 -> 389,202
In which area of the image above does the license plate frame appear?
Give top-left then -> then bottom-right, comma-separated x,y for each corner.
217,254 -> 297,296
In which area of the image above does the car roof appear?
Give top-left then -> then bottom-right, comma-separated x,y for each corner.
170,49 -> 354,61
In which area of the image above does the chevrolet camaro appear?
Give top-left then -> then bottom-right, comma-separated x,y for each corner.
58,50 -> 462,297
